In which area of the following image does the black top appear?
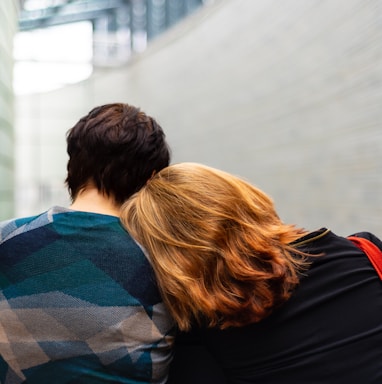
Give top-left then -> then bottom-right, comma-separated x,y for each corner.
168,229 -> 382,384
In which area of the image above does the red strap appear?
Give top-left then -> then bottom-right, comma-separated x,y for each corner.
347,236 -> 382,280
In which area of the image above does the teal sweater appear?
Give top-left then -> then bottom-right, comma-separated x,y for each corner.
0,207 -> 174,384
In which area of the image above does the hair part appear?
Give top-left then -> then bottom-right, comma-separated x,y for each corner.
65,103 -> 170,204
121,163 -> 309,331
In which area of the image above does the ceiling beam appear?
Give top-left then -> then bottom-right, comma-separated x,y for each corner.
19,0 -> 127,31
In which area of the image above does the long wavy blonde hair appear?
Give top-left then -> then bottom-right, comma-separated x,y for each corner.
121,163 -> 308,331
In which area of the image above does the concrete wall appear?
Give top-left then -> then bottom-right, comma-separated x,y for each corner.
0,0 -> 18,220
15,0 -> 382,236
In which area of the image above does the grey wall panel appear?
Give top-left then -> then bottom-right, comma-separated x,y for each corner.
0,0 -> 18,220
15,0 -> 382,236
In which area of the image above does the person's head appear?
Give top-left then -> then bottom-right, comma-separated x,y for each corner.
121,162 -> 308,331
65,103 -> 170,205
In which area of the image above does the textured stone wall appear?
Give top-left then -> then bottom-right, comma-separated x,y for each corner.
15,0 -> 382,236
0,1 -> 18,220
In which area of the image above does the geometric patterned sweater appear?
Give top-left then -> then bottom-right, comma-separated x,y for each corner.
0,206 -> 174,384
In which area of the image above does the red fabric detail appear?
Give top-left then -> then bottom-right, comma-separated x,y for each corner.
348,236 -> 382,280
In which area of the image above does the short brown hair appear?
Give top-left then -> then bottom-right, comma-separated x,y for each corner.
66,103 -> 170,204
121,163 -> 308,331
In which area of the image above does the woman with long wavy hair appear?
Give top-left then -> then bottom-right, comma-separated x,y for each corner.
121,162 -> 382,384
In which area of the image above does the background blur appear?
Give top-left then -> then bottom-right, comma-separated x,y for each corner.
1,0 -> 382,236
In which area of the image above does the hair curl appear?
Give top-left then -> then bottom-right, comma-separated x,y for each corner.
121,163 -> 308,331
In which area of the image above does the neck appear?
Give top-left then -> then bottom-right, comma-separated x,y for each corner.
70,187 -> 121,217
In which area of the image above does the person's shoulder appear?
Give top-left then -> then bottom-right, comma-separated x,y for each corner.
349,231 -> 382,251
0,209 -> 55,244
0,216 -> 33,242
0,218 -> 18,242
